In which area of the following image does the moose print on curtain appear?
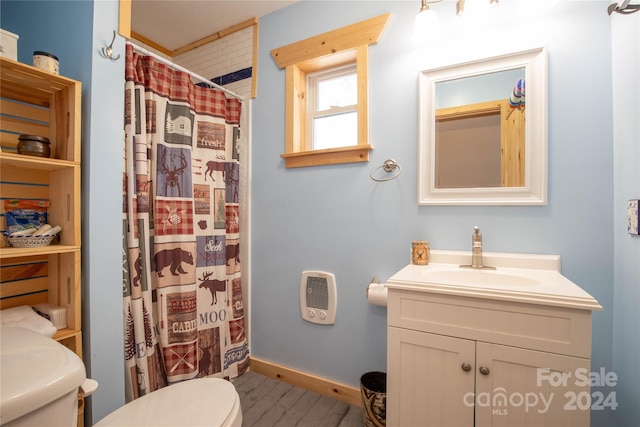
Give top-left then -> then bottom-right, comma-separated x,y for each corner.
122,44 -> 249,402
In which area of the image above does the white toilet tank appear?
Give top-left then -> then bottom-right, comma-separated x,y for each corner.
0,327 -> 87,427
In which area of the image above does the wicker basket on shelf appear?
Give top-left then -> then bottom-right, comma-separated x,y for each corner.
7,234 -> 58,248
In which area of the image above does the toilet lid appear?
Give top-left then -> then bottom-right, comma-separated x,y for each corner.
95,378 -> 239,427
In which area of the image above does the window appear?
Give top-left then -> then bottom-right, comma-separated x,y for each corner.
308,64 -> 357,150
270,13 -> 390,168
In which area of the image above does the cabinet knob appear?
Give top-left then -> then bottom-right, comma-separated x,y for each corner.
479,365 -> 490,376
461,362 -> 472,372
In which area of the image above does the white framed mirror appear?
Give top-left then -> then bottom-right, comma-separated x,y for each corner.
418,46 -> 548,205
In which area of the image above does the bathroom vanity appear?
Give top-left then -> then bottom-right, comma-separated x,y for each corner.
386,250 -> 602,427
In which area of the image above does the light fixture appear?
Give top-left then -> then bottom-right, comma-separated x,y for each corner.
460,0 -> 497,17
414,0 -> 443,40
414,0 -> 501,41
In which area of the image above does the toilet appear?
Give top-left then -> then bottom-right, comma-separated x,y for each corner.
94,377 -> 242,427
0,327 -> 242,427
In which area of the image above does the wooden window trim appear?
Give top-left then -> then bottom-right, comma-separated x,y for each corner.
271,13 -> 390,168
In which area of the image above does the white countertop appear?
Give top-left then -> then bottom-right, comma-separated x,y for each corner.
386,250 -> 603,311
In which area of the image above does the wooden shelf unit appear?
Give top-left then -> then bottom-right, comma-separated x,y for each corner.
0,57 -> 82,358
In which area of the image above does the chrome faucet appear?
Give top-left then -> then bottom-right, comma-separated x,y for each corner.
471,226 -> 484,267
460,226 -> 496,270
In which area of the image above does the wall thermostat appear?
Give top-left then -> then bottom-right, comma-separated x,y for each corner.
300,270 -> 337,325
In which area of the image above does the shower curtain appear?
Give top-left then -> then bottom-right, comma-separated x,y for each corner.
122,44 -> 249,402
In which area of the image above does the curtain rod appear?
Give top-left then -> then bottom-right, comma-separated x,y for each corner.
125,41 -> 245,101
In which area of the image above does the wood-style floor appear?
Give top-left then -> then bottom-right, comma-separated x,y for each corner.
231,371 -> 364,427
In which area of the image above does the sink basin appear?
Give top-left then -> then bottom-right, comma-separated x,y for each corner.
385,250 -> 603,311
422,269 -> 540,287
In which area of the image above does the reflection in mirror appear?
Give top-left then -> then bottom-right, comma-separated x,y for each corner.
435,68 -> 525,189
418,47 -> 547,205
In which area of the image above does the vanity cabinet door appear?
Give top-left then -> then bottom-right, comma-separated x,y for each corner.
387,326 -> 475,427
475,342 -> 591,427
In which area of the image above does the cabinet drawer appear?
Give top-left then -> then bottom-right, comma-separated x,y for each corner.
388,289 -> 592,358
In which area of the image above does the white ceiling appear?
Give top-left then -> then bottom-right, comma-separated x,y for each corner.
131,0 -> 299,51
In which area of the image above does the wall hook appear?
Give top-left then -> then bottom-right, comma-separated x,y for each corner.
607,1 -> 640,15
102,30 -> 121,61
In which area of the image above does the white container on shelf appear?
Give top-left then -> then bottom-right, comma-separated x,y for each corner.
0,29 -> 19,60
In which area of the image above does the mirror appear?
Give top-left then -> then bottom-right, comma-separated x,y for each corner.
418,47 -> 547,205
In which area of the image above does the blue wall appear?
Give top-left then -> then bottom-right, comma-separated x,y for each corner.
1,1 -> 125,424
1,0 -> 93,80
611,11 -> 640,427
253,2 -> 617,426
83,1 -> 126,423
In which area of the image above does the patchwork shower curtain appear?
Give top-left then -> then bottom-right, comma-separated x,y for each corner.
122,44 -> 249,402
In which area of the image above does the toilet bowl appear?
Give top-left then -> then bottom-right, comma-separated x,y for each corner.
0,327 -> 93,427
94,378 -> 242,427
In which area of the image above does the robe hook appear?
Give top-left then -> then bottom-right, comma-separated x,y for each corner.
102,30 -> 121,61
